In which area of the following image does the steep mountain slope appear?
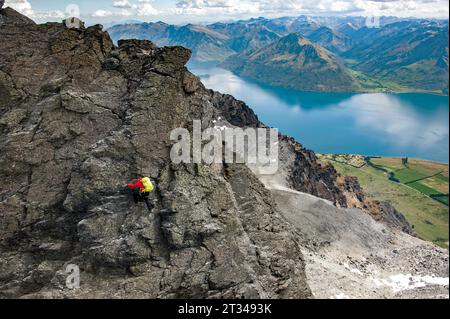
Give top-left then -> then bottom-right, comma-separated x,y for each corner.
107,21 -> 172,44
253,16 -> 294,34
221,33 -> 359,92
337,22 -> 361,39
208,22 -> 282,53
308,26 -> 354,54
271,188 -> 448,299
107,22 -> 235,62
344,21 -> 449,93
108,19 -> 284,64
0,8 -> 447,299
287,15 -> 321,35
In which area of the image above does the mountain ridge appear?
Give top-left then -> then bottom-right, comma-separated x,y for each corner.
220,33 -> 360,92
107,15 -> 449,94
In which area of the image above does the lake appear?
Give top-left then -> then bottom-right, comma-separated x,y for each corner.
189,65 -> 449,163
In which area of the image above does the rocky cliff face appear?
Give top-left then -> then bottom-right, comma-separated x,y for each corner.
0,8 -> 314,298
0,8 -> 414,299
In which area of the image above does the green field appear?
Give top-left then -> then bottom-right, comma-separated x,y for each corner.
409,181 -> 440,196
319,155 -> 449,249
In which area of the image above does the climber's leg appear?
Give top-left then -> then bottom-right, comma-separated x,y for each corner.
144,198 -> 153,212
132,189 -> 140,204
142,192 -> 153,212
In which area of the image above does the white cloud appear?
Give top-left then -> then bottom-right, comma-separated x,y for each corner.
93,9 -> 114,17
137,5 -> 158,16
106,0 -> 159,17
5,0 -> 66,21
4,0 -> 33,16
5,0 -> 65,20
113,0 -> 132,9
6,0 -> 448,23
175,0 -> 261,16
118,8 -> 133,16
135,0 -> 159,16
174,0 -> 450,18
33,10 -> 65,19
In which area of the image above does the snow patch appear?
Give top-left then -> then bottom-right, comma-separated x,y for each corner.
332,293 -> 352,299
372,274 -> 449,293
213,125 -> 228,131
343,262 -> 364,276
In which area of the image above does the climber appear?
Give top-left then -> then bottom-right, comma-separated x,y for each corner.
127,176 -> 155,212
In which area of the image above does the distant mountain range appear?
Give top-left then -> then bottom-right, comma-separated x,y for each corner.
107,15 -> 449,94
343,20 -> 449,94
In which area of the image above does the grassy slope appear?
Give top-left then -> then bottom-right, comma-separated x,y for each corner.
347,68 -> 447,95
321,156 -> 449,249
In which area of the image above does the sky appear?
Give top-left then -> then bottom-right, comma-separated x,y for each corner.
3,0 -> 450,25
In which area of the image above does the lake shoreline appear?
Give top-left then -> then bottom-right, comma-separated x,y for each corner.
189,63 -> 449,96
231,71 -> 449,96
318,154 -> 450,166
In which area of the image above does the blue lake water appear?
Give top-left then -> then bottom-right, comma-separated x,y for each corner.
189,66 -> 449,163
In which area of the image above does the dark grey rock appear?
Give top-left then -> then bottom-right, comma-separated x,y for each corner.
0,8 -> 313,299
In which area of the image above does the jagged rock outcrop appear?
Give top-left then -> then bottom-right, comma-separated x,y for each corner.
337,176 -> 414,235
0,8 -> 314,298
